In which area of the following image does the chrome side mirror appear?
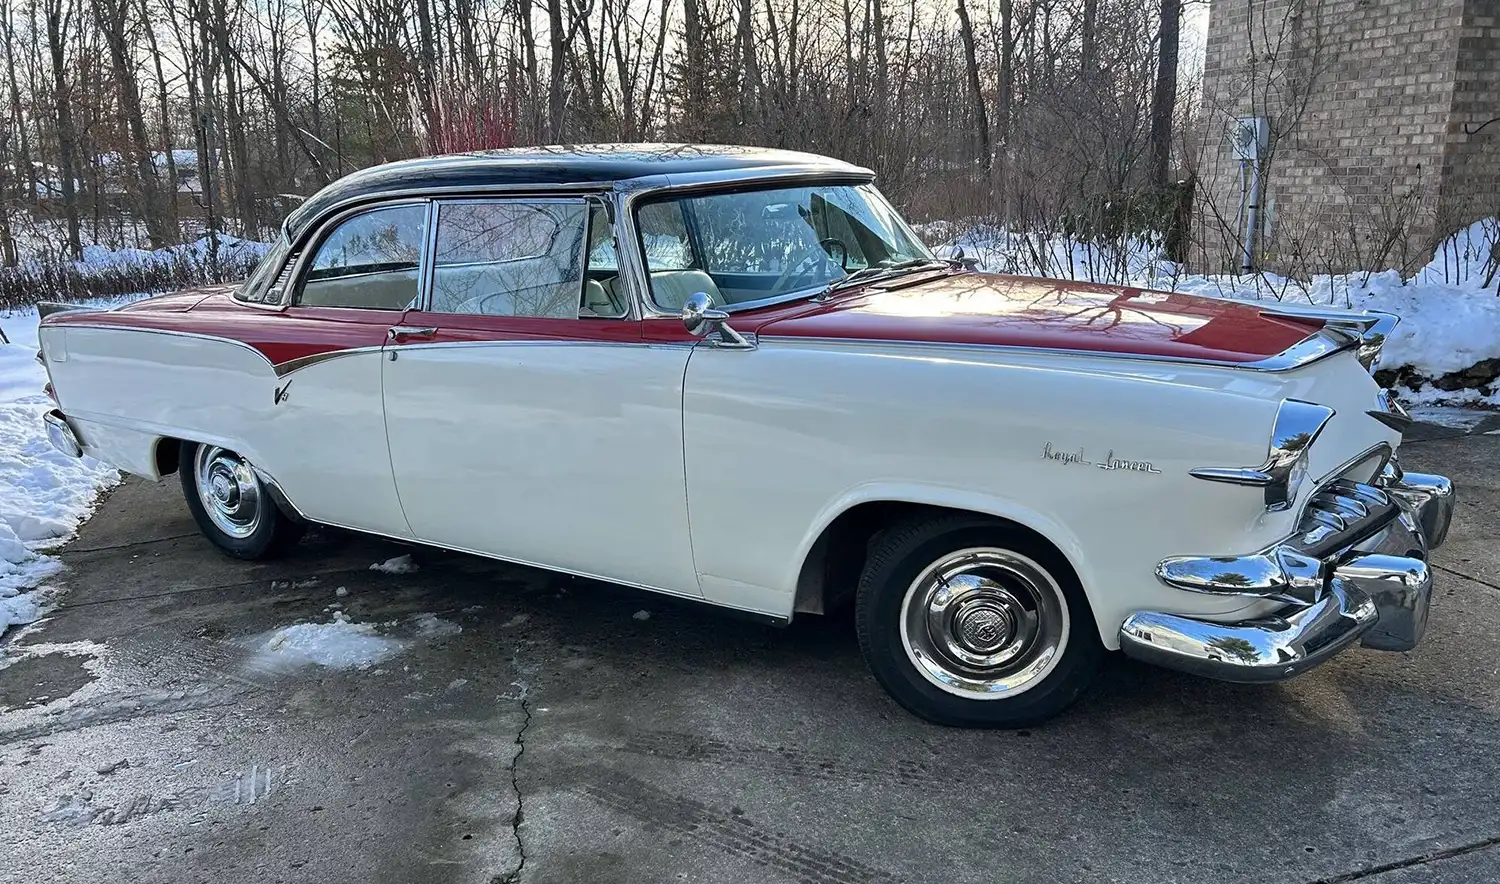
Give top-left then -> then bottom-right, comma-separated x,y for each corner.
681,291 -> 728,337
680,291 -> 754,350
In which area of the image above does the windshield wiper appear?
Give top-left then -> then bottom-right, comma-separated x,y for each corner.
817,258 -> 946,300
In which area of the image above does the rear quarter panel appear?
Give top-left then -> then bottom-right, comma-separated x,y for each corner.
38,319 -> 406,535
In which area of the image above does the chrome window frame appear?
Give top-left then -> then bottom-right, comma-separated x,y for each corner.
613,169 -> 880,319
283,197 -> 435,312
424,195 -> 610,319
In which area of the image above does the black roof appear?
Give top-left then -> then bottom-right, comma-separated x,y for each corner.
284,144 -> 870,239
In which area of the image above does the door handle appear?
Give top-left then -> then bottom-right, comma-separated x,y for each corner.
388,325 -> 438,342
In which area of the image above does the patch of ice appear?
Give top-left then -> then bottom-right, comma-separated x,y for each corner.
1406,405 -> 1495,431
370,554 -> 419,575
632,610 -> 651,621
254,619 -> 403,670
411,612 -> 461,638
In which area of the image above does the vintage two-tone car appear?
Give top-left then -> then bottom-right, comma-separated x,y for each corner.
36,145 -> 1454,727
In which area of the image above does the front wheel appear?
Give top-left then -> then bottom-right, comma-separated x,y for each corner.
855,516 -> 1102,728
180,441 -> 304,559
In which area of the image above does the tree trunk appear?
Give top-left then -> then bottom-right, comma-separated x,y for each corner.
1081,0 -> 1097,78
954,0 -> 990,172
547,0 -> 567,140
138,0 -> 180,238
44,0 -> 83,259
1,6 -> 35,209
1150,0 -> 1181,187
681,0 -> 707,139
738,0 -> 761,130
95,0 -> 167,247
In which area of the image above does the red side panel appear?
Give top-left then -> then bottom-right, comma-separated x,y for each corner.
46,290 -> 395,371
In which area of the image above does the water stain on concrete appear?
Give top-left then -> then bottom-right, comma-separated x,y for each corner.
0,651 -> 97,711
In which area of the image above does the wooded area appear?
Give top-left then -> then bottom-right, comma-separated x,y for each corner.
0,0 -> 1194,263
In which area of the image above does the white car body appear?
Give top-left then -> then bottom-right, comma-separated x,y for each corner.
36,146 -> 1456,724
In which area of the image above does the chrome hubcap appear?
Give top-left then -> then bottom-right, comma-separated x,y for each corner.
194,446 -> 263,540
899,548 -> 1069,698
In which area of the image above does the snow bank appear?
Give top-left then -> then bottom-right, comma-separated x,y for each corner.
70,234 -> 267,275
934,220 -> 1500,402
0,305 -> 121,637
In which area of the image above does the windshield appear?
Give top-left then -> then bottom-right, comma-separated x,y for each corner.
236,235 -> 292,304
634,183 -> 932,311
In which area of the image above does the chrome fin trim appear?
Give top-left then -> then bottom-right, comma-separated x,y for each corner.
1189,398 -> 1335,511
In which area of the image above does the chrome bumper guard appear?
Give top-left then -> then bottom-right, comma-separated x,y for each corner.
1120,465 -> 1454,682
43,408 -> 83,458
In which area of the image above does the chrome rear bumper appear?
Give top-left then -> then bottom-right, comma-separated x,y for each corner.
1120,467 -> 1453,682
43,408 -> 84,458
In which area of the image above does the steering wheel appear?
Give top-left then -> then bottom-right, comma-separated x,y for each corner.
819,238 -> 849,270
771,247 -> 834,293
452,291 -> 512,315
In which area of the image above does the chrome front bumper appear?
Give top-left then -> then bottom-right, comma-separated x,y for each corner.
1119,466 -> 1454,682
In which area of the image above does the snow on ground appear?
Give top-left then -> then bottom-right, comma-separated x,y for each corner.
251,614 -> 404,671
933,219 -> 1500,405
247,611 -> 461,672
370,554 -> 420,575
0,303 -> 130,637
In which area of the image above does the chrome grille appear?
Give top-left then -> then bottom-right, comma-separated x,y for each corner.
1286,480 -> 1397,559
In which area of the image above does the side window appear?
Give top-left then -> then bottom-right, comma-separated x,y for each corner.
298,204 -> 426,310
430,200 -> 590,319
636,202 -> 695,270
582,203 -> 628,319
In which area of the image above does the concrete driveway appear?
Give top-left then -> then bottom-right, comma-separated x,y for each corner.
3,427 -> 1499,884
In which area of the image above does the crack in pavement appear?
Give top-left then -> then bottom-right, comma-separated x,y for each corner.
1433,563 -> 1500,595
64,532 -> 201,554
1307,833 -> 1500,883
48,565 -> 387,611
494,675 -> 532,884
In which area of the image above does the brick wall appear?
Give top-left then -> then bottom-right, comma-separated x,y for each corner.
1195,0 -> 1497,273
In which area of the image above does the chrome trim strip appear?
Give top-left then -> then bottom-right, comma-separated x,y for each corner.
285,196 -> 433,308
756,330 -> 1360,373
1258,305 -> 1398,373
284,165 -> 869,251
1189,399 -> 1336,510
1367,388 -> 1412,432
1316,442 -> 1393,486
271,348 -> 384,377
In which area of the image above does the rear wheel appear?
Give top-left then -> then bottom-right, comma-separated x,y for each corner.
855,516 -> 1102,727
180,441 -> 303,559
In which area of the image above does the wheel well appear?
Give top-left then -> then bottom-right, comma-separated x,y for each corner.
792,502 -> 1072,616
154,437 -> 183,477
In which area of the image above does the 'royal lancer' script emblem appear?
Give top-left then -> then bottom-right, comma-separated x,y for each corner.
1042,442 -> 1161,475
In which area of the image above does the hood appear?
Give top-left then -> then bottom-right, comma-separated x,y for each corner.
756,272 -> 1325,365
